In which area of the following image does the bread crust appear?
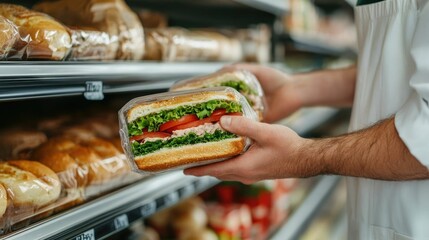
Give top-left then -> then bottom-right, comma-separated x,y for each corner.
0,16 -> 18,59
0,184 -> 7,218
171,71 -> 247,91
0,4 -> 71,60
32,137 -> 127,187
134,138 -> 245,172
0,160 -> 61,208
126,91 -> 238,123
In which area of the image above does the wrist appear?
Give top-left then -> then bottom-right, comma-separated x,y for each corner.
289,73 -> 315,108
295,138 -> 333,176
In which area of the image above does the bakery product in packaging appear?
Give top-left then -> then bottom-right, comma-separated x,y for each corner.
69,27 -> 118,60
0,130 -> 47,160
0,4 -> 71,60
119,87 -> 258,174
170,70 -> 266,120
0,16 -> 18,59
0,160 -> 61,208
144,28 -> 242,62
33,0 -> 144,60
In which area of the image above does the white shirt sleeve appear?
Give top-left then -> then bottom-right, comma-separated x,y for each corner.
395,1 -> 429,167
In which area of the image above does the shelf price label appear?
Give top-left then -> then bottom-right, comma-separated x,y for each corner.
74,229 -> 95,240
140,201 -> 156,218
84,81 -> 104,100
113,214 -> 129,230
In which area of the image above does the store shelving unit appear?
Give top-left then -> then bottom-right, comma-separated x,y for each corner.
0,62 -> 225,101
3,173 -> 218,240
0,0 -> 347,239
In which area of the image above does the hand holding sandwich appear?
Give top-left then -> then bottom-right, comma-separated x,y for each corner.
184,115 -> 318,184
222,64 -> 302,123
185,65 -> 429,183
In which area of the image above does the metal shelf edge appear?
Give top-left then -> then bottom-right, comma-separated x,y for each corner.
3,171 -> 218,240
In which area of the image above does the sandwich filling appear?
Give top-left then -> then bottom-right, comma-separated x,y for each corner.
128,99 -> 243,157
209,81 -> 263,112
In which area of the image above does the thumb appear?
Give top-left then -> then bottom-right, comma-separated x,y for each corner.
220,115 -> 267,141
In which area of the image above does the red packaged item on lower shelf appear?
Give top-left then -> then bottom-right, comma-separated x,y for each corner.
206,203 -> 252,240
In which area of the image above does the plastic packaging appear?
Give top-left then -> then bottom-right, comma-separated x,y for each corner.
0,16 -> 18,60
170,70 -> 266,121
0,4 -> 72,60
0,117 -> 143,234
143,28 -> 243,62
119,87 -> 258,174
199,25 -> 272,63
68,28 -> 118,61
33,0 -> 144,60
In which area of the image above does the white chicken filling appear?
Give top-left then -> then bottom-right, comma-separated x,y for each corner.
143,123 -> 225,143
245,94 -> 263,111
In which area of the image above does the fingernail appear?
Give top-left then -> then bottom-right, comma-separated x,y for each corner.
220,116 -> 232,127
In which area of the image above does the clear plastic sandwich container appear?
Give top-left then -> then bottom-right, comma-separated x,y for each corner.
170,70 -> 266,121
119,87 -> 259,175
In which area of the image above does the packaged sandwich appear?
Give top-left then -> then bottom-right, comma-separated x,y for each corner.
119,87 -> 258,174
170,70 -> 266,121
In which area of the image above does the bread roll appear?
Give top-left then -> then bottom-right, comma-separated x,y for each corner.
0,160 -> 61,208
33,136 -> 126,188
34,0 -> 144,60
32,137 -> 111,187
134,138 -> 245,172
0,184 -> 7,218
72,137 -> 130,176
0,16 -> 18,59
127,91 -> 238,123
0,130 -> 47,160
0,4 -> 71,60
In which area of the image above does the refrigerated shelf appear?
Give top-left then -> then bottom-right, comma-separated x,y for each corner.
3,172 -> 219,240
0,62 -> 225,101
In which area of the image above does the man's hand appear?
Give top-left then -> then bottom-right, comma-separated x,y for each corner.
223,64 -> 357,123
184,116 -> 429,183
184,115 -> 320,184
222,64 -> 303,123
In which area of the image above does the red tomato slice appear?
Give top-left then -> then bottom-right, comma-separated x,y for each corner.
211,109 -> 227,116
159,114 -> 199,132
129,132 -> 171,142
167,112 -> 243,132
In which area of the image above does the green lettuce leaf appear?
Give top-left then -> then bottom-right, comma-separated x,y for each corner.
218,81 -> 257,95
131,130 -> 238,156
128,100 -> 242,136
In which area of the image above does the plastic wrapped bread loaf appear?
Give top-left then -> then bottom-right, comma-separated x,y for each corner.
69,27 -> 118,60
144,28 -> 242,62
34,0 -> 144,60
0,16 -> 18,60
0,4 -> 71,60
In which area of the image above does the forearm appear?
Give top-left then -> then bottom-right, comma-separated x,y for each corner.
292,66 -> 357,108
300,118 -> 429,180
